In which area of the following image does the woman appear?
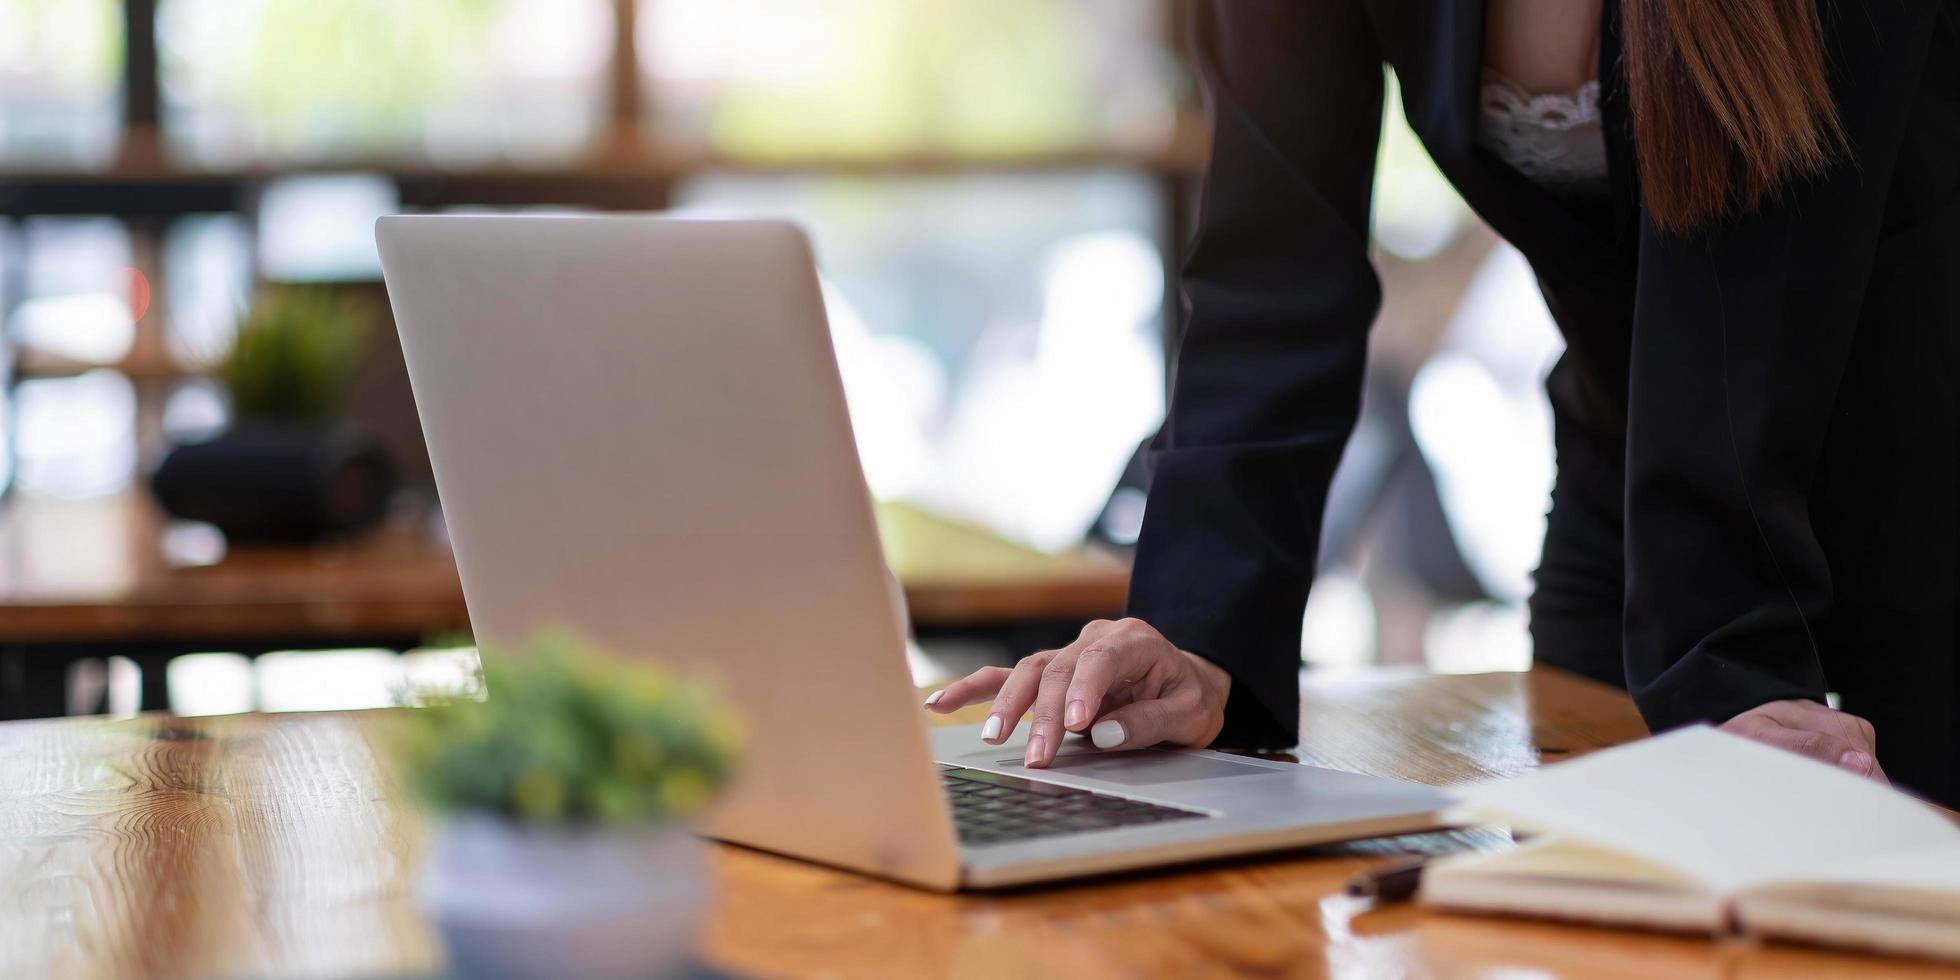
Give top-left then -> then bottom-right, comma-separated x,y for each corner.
929,0 -> 1960,805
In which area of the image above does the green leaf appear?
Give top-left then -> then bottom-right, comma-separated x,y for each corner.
391,631 -> 741,826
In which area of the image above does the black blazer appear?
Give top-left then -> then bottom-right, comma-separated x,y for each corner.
1129,1 -> 1960,753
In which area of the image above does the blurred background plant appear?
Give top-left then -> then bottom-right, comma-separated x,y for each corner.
219,285 -> 373,423
393,632 -> 742,826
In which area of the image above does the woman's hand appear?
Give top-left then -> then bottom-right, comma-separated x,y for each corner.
1719,699 -> 1887,782
922,618 -> 1232,769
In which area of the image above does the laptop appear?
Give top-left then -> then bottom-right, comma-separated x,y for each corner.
376,214 -> 1449,890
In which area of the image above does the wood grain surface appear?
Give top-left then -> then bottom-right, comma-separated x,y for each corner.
0,494 -> 1128,646
0,712 -> 438,978
4,667 -> 1954,979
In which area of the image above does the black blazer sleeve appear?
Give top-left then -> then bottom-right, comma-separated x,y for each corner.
1126,1 -> 1385,749
1622,0 -> 1951,729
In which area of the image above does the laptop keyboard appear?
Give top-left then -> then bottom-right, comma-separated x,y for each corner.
939,766 -> 1206,848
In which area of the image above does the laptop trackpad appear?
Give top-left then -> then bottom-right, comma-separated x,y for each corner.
1001,749 -> 1276,786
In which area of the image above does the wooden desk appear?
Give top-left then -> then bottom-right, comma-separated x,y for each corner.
4,666 -> 1952,978
0,493 -> 1128,646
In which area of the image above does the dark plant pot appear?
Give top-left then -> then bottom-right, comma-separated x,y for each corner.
151,421 -> 399,545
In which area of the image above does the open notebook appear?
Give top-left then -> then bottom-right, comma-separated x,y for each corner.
1420,726 -> 1960,963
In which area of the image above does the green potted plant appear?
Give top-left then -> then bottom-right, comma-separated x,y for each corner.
150,284 -> 397,542
393,632 -> 741,980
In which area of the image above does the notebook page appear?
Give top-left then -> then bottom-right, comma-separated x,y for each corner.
1437,835 -> 1705,888
1449,726 -> 1960,894
1760,839 -> 1960,906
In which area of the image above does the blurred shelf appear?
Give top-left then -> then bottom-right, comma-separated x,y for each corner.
0,492 -> 1128,648
876,501 -> 1131,626
0,119 -> 1209,218
14,351 -> 198,383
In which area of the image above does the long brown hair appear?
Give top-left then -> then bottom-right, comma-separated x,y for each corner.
1621,0 -> 1845,233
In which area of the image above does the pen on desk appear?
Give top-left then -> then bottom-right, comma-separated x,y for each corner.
1345,857 -> 1429,903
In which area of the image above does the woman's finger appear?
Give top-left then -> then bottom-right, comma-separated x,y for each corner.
1084,685 -> 1209,752
1023,650 -> 1079,768
1750,699 -> 1877,751
922,666 -> 1010,714
984,652 -> 1053,745
1864,756 -> 1890,783
1014,620 -> 1126,765
1062,621 -> 1154,734
1733,722 -> 1877,778
1725,700 -> 1885,782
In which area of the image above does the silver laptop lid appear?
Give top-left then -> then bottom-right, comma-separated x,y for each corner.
378,214 -> 960,889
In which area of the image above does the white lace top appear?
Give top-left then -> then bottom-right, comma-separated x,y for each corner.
1476,70 -> 1610,200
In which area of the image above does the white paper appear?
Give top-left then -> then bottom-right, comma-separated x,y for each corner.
1793,840 -> 1960,894
1450,726 -> 1960,893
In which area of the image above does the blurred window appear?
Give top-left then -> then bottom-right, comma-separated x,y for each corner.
158,0 -> 613,165
14,370 -> 138,498
256,174 -> 397,281
0,223 -> 10,495
1374,74 -> 1472,260
640,0 -> 1176,159
675,171 -> 1165,552
8,217 -> 137,367
167,653 -> 255,717
254,649 -> 403,712
0,0 -> 122,167
164,213 -> 252,367
0,220 -> 12,317
161,377 -> 229,443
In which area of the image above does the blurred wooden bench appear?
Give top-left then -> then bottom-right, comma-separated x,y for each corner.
0,492 -> 1128,717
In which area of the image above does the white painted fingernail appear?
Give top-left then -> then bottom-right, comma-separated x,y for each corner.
1090,719 -> 1126,750
923,690 -> 943,706
981,715 -> 1003,741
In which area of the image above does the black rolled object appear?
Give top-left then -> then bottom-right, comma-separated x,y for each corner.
150,422 -> 398,544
